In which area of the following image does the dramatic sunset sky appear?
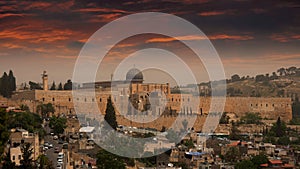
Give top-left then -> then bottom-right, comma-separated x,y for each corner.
0,0 -> 300,85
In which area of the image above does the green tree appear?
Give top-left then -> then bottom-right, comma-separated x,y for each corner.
0,72 -> 9,97
37,103 -> 55,118
231,74 -> 241,82
277,67 -> 286,76
220,112 -> 229,124
0,108 -> 9,155
49,116 -> 67,134
292,101 -> 300,118
29,81 -> 42,90
224,146 -> 240,163
184,139 -> 195,149
8,70 -> 16,92
20,143 -> 34,169
235,160 -> 255,169
50,81 -> 56,90
96,149 -> 126,169
277,136 -> 290,145
251,154 -> 268,167
20,104 -> 30,112
272,117 -> 286,137
240,112 -> 262,124
63,79 -> 72,90
2,149 -> 17,169
229,122 -> 241,140
104,97 -> 118,130
37,154 -> 54,169
58,83 -> 63,90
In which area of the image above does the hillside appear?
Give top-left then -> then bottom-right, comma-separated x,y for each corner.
227,75 -> 300,99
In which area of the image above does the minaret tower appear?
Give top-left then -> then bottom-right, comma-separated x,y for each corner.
42,71 -> 48,91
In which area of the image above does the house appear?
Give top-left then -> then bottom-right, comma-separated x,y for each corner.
9,128 -> 39,166
260,159 -> 294,169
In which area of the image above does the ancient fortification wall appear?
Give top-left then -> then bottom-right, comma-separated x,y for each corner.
10,90 -> 292,128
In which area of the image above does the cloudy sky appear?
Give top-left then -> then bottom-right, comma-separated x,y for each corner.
0,0 -> 300,85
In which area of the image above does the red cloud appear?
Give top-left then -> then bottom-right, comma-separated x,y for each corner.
75,7 -> 128,14
0,13 -> 33,19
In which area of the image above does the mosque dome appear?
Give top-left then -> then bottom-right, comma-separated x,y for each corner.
126,68 -> 143,83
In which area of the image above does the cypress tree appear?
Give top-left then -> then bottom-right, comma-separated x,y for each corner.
58,83 -> 63,90
8,70 -> 16,92
50,81 -> 56,90
0,72 -> 9,97
104,96 -> 118,130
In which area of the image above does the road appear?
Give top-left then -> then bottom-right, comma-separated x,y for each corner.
44,122 -> 64,168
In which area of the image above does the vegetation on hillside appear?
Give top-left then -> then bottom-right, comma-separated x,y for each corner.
0,108 -> 45,160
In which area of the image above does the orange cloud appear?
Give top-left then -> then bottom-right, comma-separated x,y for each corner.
146,34 -> 253,43
270,33 -> 300,42
209,34 -> 253,40
89,13 -> 123,23
198,10 -> 234,16
146,35 -> 207,43
1,43 -> 26,49
0,26 -> 79,43
270,34 -> 289,42
198,11 -> 226,16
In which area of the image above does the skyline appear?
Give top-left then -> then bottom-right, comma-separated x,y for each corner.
0,0 -> 300,84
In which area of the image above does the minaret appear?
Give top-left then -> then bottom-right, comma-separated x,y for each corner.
42,71 -> 48,91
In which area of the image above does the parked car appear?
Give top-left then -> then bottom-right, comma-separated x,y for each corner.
56,164 -> 62,169
57,152 -> 64,159
57,158 -> 63,165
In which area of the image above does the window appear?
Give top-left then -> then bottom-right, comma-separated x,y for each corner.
18,155 -> 21,160
250,104 -> 253,107
69,98 -> 71,102
100,98 -> 102,102
42,98 -> 45,101
266,104 -> 268,107
84,98 -> 87,102
52,98 -> 55,101
12,155 -> 15,161
92,98 -> 94,102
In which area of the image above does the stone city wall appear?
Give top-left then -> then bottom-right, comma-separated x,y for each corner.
10,90 -> 293,123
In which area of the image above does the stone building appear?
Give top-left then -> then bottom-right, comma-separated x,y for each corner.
9,128 -> 39,166
9,69 -> 293,130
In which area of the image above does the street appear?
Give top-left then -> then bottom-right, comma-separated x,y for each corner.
44,122 -> 65,169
